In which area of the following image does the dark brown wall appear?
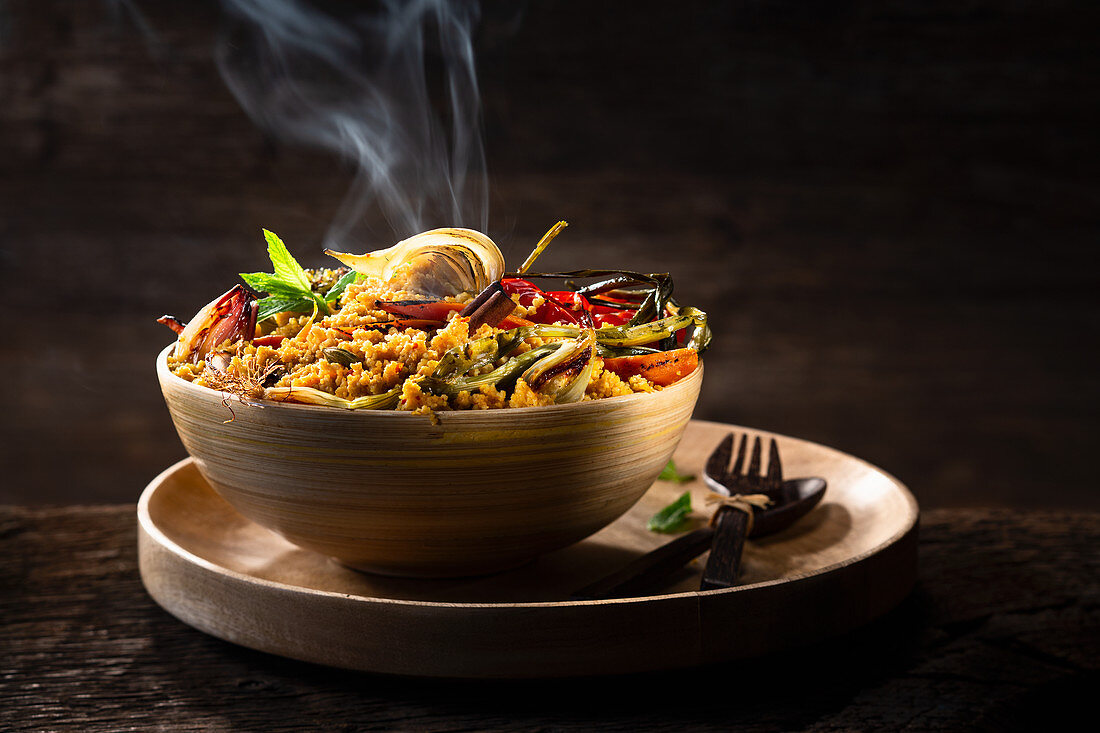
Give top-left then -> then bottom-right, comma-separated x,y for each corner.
1,0 -> 1097,507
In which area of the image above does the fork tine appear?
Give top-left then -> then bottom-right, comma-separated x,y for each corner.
729,434 -> 748,479
766,438 -> 783,491
705,433 -> 734,483
747,436 -> 763,486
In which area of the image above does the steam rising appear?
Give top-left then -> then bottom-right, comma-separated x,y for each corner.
217,0 -> 487,248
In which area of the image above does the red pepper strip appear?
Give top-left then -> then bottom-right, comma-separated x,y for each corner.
545,290 -> 589,314
502,278 -> 637,327
596,293 -> 638,305
591,306 -> 633,327
377,300 -> 465,321
548,288 -> 634,327
501,278 -> 582,325
379,298 -> 542,332
253,335 -> 286,347
588,292 -> 640,327
602,348 -> 699,387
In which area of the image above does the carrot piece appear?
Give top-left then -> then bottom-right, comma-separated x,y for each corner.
602,348 -> 699,387
499,315 -> 536,329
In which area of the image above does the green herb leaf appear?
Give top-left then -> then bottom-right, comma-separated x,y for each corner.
241,229 -> 330,320
256,296 -> 316,322
240,272 -> 308,299
646,491 -> 692,533
324,269 -> 360,304
659,459 -> 695,483
263,229 -> 313,294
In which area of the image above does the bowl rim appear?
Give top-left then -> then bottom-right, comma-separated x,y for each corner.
156,342 -> 704,420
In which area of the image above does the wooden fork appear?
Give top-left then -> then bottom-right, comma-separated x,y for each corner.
572,434 -> 826,599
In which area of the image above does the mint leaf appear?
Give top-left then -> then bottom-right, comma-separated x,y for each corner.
659,459 -> 695,484
263,229 -> 313,294
324,269 -> 360,304
241,229 -> 331,320
241,272 -> 309,299
256,296 -> 316,322
647,491 -> 692,533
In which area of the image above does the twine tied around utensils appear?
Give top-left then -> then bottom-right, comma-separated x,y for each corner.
705,493 -> 772,534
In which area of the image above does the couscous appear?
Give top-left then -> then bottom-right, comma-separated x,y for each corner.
160,225 -> 709,415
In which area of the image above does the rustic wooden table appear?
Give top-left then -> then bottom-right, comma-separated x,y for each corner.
2,506 -> 1096,731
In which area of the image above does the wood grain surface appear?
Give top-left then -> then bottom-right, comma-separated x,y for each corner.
4,505 -> 1097,730
136,419 -> 918,676
1,1 -> 1097,510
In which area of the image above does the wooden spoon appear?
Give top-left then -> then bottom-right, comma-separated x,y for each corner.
571,477 -> 827,600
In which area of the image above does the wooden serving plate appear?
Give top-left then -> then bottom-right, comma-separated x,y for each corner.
138,420 -> 918,678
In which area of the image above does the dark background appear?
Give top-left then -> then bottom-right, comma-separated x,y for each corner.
1,0 -> 1096,507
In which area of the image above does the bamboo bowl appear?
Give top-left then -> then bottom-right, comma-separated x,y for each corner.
156,345 -> 703,577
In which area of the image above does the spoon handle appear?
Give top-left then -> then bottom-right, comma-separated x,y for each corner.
700,507 -> 749,591
570,526 -> 716,600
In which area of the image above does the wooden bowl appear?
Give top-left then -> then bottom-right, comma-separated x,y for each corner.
156,345 -> 703,577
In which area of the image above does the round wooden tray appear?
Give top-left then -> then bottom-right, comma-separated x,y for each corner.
138,420 -> 918,678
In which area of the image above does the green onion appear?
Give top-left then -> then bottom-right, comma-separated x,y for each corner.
421,344 -> 561,397
264,384 -> 401,410
517,220 -> 568,274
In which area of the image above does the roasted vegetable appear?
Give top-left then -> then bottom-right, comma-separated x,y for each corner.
325,228 -> 505,298
603,348 -> 699,387
522,329 -> 596,403
264,384 -> 403,410
159,285 -> 257,364
161,222 -> 711,412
